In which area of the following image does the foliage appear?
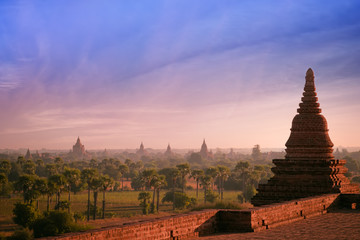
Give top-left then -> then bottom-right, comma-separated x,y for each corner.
7,228 -> 33,240
32,211 -> 85,238
138,191 -> 151,215
237,192 -> 245,203
205,190 -> 218,203
162,191 -> 196,209
12,202 -> 40,228
55,200 -> 70,211
244,184 -> 257,201
191,201 -> 251,211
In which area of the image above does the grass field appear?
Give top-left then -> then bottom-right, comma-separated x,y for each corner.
0,189 -> 242,237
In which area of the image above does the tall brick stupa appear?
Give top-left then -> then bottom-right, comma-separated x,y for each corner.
251,68 -> 359,206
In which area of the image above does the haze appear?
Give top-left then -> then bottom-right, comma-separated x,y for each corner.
1,1 -> 360,150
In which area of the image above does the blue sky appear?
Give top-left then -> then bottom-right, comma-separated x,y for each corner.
1,0 -> 360,150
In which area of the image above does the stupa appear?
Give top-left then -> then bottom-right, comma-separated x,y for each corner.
251,68 -> 359,206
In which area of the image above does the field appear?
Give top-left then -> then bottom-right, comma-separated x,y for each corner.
0,189 -> 242,237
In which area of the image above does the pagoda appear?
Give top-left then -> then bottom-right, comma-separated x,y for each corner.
136,142 -> 148,156
72,137 -> 86,157
251,68 -> 359,206
164,144 -> 173,156
200,139 -> 213,159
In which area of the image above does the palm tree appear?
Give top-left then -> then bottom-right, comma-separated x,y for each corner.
154,175 -> 167,212
34,178 -> 47,209
15,174 -> 36,204
200,175 -> 212,204
90,177 -> 103,220
100,175 -> 113,219
206,167 -> 219,191
141,169 -> 157,190
138,191 -> 151,215
235,161 -> 250,191
45,179 -> 57,212
81,168 -> 98,221
190,169 -> 204,199
118,164 -> 129,191
63,167 -> 81,213
176,163 -> 190,193
48,174 -> 66,208
169,168 -> 180,210
217,165 -> 230,201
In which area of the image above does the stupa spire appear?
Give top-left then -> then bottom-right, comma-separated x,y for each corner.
251,68 -> 359,206
286,68 -> 333,160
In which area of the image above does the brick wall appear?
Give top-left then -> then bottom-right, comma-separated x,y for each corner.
41,209 -> 218,240
218,193 -> 340,232
41,193 -> 360,239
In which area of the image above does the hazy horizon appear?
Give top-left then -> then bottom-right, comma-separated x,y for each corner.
1,1 -> 360,149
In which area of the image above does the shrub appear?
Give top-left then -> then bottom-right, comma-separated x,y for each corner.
55,200 -> 70,211
7,228 -> 32,240
205,190 -> 218,203
12,202 -> 40,229
191,201 -> 251,211
73,212 -> 85,223
244,185 -> 257,201
237,192 -> 245,203
138,192 -> 151,215
162,191 -> 197,209
32,211 -> 82,238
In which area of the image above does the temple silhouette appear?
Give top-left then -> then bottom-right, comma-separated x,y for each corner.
252,68 -> 359,206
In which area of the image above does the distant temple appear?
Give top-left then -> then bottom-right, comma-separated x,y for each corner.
200,139 -> 213,159
251,68 -> 359,206
164,143 -> 173,156
136,142 -> 148,156
25,148 -> 32,160
72,137 -> 86,158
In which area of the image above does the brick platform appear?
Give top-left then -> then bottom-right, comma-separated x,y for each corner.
40,193 -> 360,239
201,209 -> 360,240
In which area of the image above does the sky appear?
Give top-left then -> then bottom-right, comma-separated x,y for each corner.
0,0 -> 360,150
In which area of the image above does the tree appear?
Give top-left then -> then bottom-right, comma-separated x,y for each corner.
141,169 -> 157,190
100,175 -> 113,219
0,160 -> 11,176
138,192 -> 151,215
34,178 -> 48,209
48,174 -> 67,207
176,163 -> 190,193
81,168 -> 98,221
118,164 -> 129,190
46,164 -> 58,176
217,165 -> 230,201
150,174 -> 167,213
205,167 -> 219,191
17,156 -> 26,168
89,177 -> 103,220
235,161 -> 250,191
15,175 -> 37,204
23,160 -> 36,175
168,168 -> 180,210
63,167 -> 81,213
200,175 -> 212,204
162,191 -> 196,209
244,184 -> 257,202
0,173 -> 10,196
12,202 -> 40,229
190,169 -> 204,199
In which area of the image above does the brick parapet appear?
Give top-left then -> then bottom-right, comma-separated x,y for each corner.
39,194 -> 360,239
